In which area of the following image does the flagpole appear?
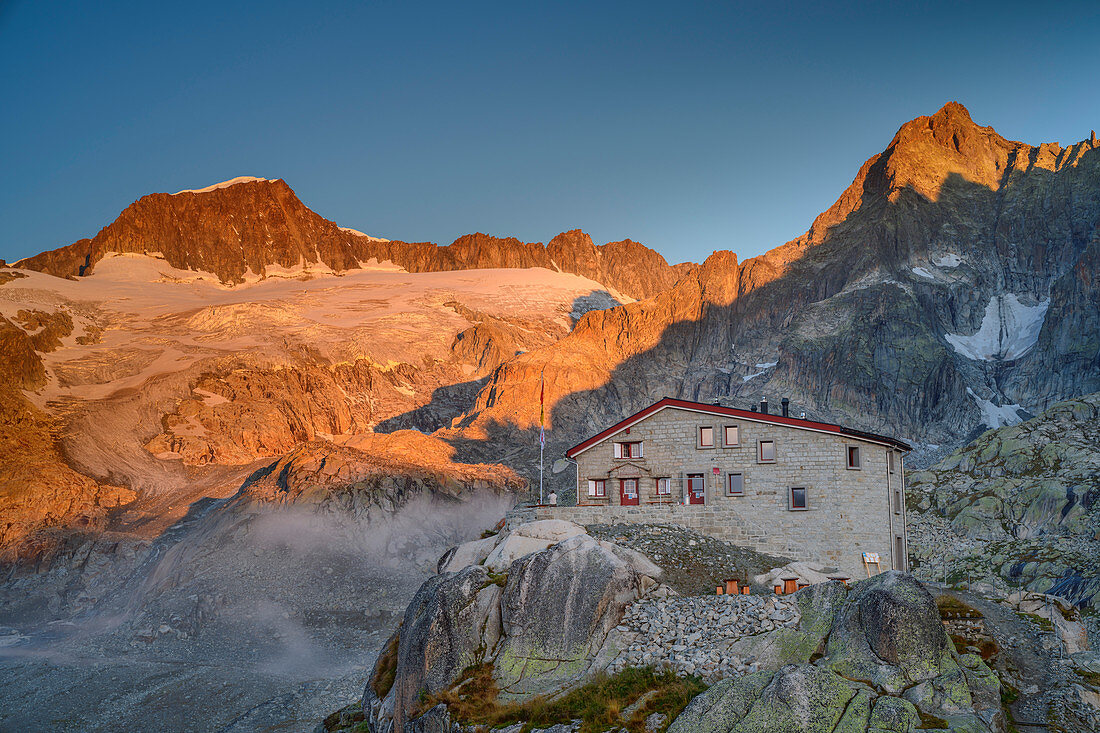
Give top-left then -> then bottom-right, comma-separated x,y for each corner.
539,371 -> 545,505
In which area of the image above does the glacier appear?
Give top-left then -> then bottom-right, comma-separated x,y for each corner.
945,293 -> 1050,361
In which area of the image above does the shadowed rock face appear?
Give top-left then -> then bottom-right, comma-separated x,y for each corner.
462,102 -> 1100,489
388,566 -> 492,733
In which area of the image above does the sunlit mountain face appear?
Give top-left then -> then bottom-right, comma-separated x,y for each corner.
1,102 -> 1098,730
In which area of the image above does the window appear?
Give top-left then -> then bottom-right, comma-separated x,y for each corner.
895,536 -> 906,571
847,445 -> 861,469
587,479 -> 606,498
889,451 -> 896,474
758,440 -> 776,462
894,487 -> 903,515
723,425 -> 740,447
656,477 -> 671,496
614,441 -> 643,459
698,426 -> 715,448
726,472 -> 744,496
789,486 -> 807,510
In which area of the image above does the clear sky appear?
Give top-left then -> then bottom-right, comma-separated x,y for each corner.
2,1 -> 1099,266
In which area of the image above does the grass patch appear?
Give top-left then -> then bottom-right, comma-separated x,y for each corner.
936,596 -> 983,619
486,571 -> 508,587
320,702 -> 365,732
1074,667 -> 1100,688
1020,612 -> 1054,632
948,634 -> 999,661
419,663 -> 706,733
370,630 -> 401,699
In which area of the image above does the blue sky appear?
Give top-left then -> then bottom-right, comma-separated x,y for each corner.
2,1 -> 1098,266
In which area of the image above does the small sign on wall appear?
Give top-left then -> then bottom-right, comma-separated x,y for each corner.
712,467 -> 720,475
862,552 -> 880,564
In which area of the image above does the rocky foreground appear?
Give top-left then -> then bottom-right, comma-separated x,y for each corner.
319,519 -> 1100,733
906,392 -> 1100,616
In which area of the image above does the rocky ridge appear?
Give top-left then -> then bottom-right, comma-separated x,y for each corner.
16,179 -> 682,300
0,438 -> 521,732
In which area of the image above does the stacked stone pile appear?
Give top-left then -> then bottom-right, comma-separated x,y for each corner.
585,523 -> 789,595
607,593 -> 800,681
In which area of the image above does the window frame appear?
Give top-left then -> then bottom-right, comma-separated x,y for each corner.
697,426 -> 715,449
726,472 -> 744,496
614,441 -> 643,459
758,439 -> 776,463
846,445 -> 861,470
588,479 -> 607,498
789,486 -> 808,511
723,424 -> 740,447
888,450 -> 896,474
655,477 -> 671,496
893,486 -> 903,515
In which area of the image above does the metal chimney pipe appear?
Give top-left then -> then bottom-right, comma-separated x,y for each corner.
760,397 -> 768,415
781,397 -> 790,418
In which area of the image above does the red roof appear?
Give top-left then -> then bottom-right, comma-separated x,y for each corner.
565,397 -> 911,458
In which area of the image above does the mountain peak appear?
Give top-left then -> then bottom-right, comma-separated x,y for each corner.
933,100 -> 974,124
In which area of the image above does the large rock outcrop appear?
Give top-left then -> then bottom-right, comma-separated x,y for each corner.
362,522 -> 663,733
906,392 -> 1100,609
494,535 -> 646,696
669,572 -> 1004,733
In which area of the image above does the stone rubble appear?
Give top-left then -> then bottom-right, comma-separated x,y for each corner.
606,592 -> 800,681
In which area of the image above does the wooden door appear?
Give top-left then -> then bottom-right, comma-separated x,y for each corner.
619,478 -> 639,506
687,473 -> 705,504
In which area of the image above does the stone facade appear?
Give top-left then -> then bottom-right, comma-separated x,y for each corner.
548,402 -> 908,579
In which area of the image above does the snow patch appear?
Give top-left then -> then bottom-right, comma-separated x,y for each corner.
742,361 -> 777,382
932,253 -> 962,268
911,266 -> 936,280
339,227 -> 390,242
967,388 -> 1023,428
945,293 -> 1049,361
172,176 -> 273,195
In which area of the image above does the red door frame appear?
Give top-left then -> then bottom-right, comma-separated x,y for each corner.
687,474 -> 705,504
619,478 -> 639,506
